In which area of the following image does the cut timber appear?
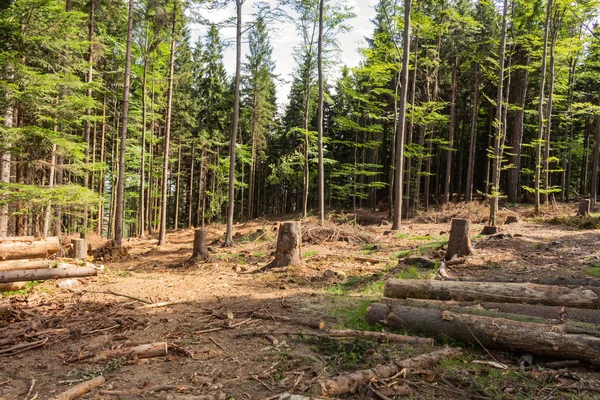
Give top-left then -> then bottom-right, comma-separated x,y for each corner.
384,279 -> 600,309
318,347 -> 461,396
0,282 -> 26,292
480,225 -> 500,235
0,237 -> 60,261
367,304 -> 600,364
92,342 -> 167,362
380,297 -> 600,325
52,375 -> 105,400
438,276 -> 600,287
445,219 -> 473,260
251,311 -> 325,330
192,229 -> 209,261
0,266 -> 97,284
327,329 -> 433,345
0,259 -> 57,271
71,239 -> 87,259
263,221 -> 303,269
0,236 -> 35,242
578,199 -> 591,217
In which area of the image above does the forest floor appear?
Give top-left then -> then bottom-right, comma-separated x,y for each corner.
2,202 -> 600,399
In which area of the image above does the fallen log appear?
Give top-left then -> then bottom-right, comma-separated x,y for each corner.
318,347 -> 461,396
367,303 -> 600,364
0,259 -> 80,272
380,297 -> 600,325
0,282 -> 26,292
0,237 -> 61,261
384,279 -> 600,309
251,311 -> 325,330
53,376 -> 105,400
92,342 -> 168,362
327,329 -> 433,345
437,276 -> 600,287
0,266 -> 97,284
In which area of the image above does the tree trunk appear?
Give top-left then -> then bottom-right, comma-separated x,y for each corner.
224,0 -> 243,247
592,114 -> 600,208
139,33 -> 148,238
384,279 -> 600,309
578,199 -> 591,216
43,143 -> 57,237
0,237 -> 61,261
264,221 -> 303,269
158,2 -> 177,246
0,266 -> 96,283
444,56 -> 459,203
543,25 -> 559,204
0,106 -> 13,238
97,96 -> 107,236
82,0 -> 95,233
174,138 -> 182,230
317,0 -> 325,224
445,218 -> 473,260
71,238 -> 87,259
192,228 -> 208,261
114,0 -> 135,245
465,64 -> 480,202
392,0 -> 412,230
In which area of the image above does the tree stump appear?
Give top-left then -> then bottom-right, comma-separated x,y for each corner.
264,221 -> 303,269
578,199 -> 591,217
71,238 -> 87,259
192,229 -> 209,261
480,225 -> 500,235
445,219 -> 473,260
505,215 -> 518,224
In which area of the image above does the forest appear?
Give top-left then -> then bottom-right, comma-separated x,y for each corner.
2,0 -> 600,398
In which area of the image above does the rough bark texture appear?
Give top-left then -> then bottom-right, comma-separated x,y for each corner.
318,347 -> 461,396
328,329 -> 433,345
0,266 -> 97,283
437,276 -> 600,287
578,199 -> 591,217
192,228 -> 209,261
445,219 -> 473,260
0,259 -> 75,272
368,304 -> 600,364
384,279 -> 600,309
71,239 -> 87,259
92,342 -> 167,362
0,237 -> 61,261
264,222 -> 303,269
53,376 -> 105,400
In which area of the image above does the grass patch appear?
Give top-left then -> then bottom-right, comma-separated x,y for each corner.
2,280 -> 41,297
587,267 -> 600,278
360,243 -> 379,255
418,238 -> 449,254
394,232 -> 410,239
328,297 -> 378,331
302,250 -> 318,258
390,249 -> 412,259
541,215 -> 600,230
253,251 -> 265,258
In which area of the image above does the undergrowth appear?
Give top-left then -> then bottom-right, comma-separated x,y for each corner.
539,215 -> 600,230
2,281 -> 41,297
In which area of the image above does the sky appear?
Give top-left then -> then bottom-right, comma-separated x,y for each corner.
189,0 -> 379,109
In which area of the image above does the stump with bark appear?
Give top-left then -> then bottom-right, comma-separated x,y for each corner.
263,221 -> 303,269
192,229 -> 209,261
445,219 -> 473,260
578,199 -> 591,217
480,225 -> 500,235
71,238 -> 87,259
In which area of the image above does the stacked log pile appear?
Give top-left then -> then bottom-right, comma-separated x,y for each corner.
367,279 -> 600,364
0,237 -> 98,291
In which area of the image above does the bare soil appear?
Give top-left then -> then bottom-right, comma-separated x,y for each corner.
2,203 -> 600,399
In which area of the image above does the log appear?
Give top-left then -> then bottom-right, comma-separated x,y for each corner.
0,236 -> 36,242
445,219 -> 473,260
437,276 -> 600,287
92,342 -> 167,362
0,236 -> 61,261
384,279 -> 600,309
52,375 -> 105,400
368,304 -> 600,364
0,259 -> 56,271
71,239 -> 87,259
0,282 -> 26,292
251,311 -> 325,330
0,266 -> 97,284
318,347 -> 461,396
192,229 -> 209,261
264,221 -> 303,269
380,297 -> 600,325
327,329 -> 433,345
578,199 -> 591,217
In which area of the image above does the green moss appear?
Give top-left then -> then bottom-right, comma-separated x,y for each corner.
2,280 -> 42,297
390,249 -> 412,259
586,267 -> 600,278
302,250 -> 318,258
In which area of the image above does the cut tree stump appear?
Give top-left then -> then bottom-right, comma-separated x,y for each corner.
445,219 -> 473,260
367,304 -> 600,364
578,199 -> 591,217
53,375 -> 105,400
263,221 -> 303,269
480,225 -> 500,235
71,239 -> 87,259
318,347 -> 461,396
0,237 -> 61,261
192,229 -> 209,261
505,216 -> 518,224
0,266 -> 97,284
92,342 -> 168,362
384,279 -> 600,309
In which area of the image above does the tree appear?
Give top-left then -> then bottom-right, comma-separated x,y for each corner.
317,0 -> 325,224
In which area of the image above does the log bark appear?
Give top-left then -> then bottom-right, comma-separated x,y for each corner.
0,237 -> 61,261
71,239 -> 87,259
192,229 -> 208,261
318,347 -> 461,396
92,342 -> 167,362
251,311 -> 325,330
384,279 -> 600,309
445,219 -> 473,260
0,259 -> 60,271
0,282 -> 26,292
368,303 -> 600,364
53,375 -> 105,400
436,276 -> 600,287
264,222 -> 303,269
578,199 -> 591,217
379,297 -> 600,325
327,329 -> 433,345
0,266 -> 97,284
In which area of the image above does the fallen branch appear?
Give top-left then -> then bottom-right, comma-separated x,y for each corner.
98,384 -> 191,396
318,347 -> 461,396
137,299 -> 192,309
0,337 -> 49,356
327,329 -> 433,345
52,376 -> 105,400
91,342 -> 167,362
251,311 -> 325,330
